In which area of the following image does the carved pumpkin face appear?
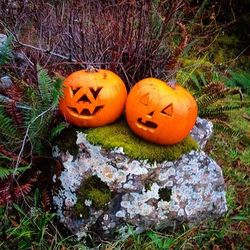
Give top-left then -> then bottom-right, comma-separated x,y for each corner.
126,78 -> 198,145
59,69 -> 127,127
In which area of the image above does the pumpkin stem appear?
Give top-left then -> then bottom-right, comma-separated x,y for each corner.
86,65 -> 98,72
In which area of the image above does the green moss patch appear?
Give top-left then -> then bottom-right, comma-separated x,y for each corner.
75,175 -> 112,218
55,126 -> 80,156
158,188 -> 172,202
86,120 -> 198,162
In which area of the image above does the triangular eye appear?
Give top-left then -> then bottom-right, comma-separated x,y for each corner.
71,87 -> 81,96
140,93 -> 149,106
90,87 -> 103,99
161,103 -> 173,116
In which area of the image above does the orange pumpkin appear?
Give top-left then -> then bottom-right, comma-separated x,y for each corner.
125,78 -> 198,145
59,69 -> 127,127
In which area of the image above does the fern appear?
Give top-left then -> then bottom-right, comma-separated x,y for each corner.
176,55 -> 216,90
196,86 -> 243,109
22,66 -> 63,154
49,122 -> 68,141
37,65 -> 63,108
213,122 -> 242,138
0,165 -> 30,180
0,35 -> 12,67
223,70 -> 250,94
199,101 -> 250,117
0,106 -> 22,149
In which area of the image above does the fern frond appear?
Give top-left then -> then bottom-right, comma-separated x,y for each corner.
0,107 -> 22,148
49,122 -> 68,141
51,77 -> 63,107
23,107 -> 52,154
199,102 -> 250,117
37,65 -> 53,106
0,35 -> 12,66
0,146 -> 28,165
21,65 -> 63,154
5,101 -> 24,129
37,65 -> 63,108
213,121 -> 242,138
197,87 -> 243,109
0,165 -> 30,180
225,70 -> 250,94
13,183 -> 33,200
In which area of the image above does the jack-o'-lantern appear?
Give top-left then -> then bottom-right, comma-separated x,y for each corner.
59,68 -> 127,127
125,78 -> 198,145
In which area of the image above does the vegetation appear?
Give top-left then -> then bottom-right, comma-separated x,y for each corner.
0,0 -> 249,249
75,175 -> 112,219
86,119 -> 197,162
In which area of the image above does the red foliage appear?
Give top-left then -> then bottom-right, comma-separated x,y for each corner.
5,101 -> 24,130
0,171 -> 39,205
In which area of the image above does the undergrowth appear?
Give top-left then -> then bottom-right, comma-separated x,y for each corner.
0,0 -> 249,249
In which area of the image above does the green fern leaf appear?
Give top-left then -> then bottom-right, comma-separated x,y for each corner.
0,36 -> 12,66
51,78 -> 63,107
0,107 -> 21,147
213,122 -> 242,138
49,122 -> 68,141
200,102 -> 250,117
37,65 -> 53,106
0,165 -> 30,180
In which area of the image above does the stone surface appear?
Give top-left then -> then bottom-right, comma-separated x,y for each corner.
0,34 -> 8,52
0,76 -> 13,88
190,117 -> 213,149
52,118 -> 227,239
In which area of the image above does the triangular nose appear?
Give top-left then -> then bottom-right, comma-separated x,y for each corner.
147,111 -> 154,117
145,111 -> 154,120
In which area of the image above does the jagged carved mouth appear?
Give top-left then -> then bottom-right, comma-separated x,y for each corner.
136,118 -> 158,131
67,105 -> 104,117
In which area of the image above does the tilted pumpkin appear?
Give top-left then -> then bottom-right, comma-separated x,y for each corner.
59,68 -> 127,127
125,78 -> 198,145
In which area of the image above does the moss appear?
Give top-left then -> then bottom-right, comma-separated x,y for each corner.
158,188 -> 172,202
145,181 -> 153,191
87,189 -> 112,209
86,119 -> 198,162
74,202 -> 90,219
74,175 -> 112,218
55,125 -> 85,157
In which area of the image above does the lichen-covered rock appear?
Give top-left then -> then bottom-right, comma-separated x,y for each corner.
0,34 -> 7,52
190,117 -> 213,149
0,76 -> 13,88
52,118 -> 227,239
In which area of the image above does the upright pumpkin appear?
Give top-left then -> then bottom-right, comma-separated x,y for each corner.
59,69 -> 127,127
126,78 -> 198,145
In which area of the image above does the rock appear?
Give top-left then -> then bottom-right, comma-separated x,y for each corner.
0,34 -> 8,52
0,76 -> 13,88
190,117 -> 213,149
52,118 -> 227,239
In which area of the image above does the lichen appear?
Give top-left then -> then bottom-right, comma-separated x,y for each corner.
75,175 -> 112,218
85,119 -> 198,162
145,181 -> 153,191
